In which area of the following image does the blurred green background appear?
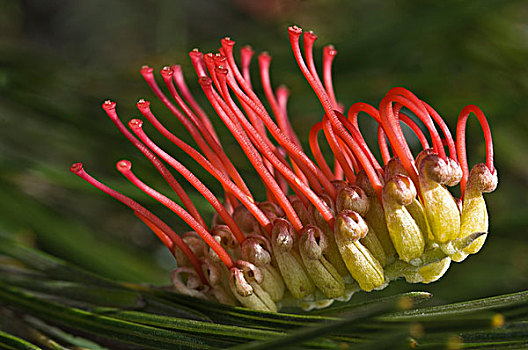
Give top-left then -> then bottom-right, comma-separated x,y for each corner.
1,0 -> 527,306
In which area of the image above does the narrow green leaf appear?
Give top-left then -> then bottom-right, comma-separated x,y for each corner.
309,291 -> 432,316
381,290 -> 528,322
228,292 -> 410,350
0,331 -> 41,350
0,283 -> 230,349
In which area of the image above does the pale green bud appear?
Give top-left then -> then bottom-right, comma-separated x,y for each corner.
385,158 -> 433,247
360,226 -> 387,267
229,262 -> 277,312
299,225 -> 345,298
418,153 -> 461,243
451,163 -> 498,262
271,219 -> 315,299
357,170 -> 397,261
403,258 -> 452,284
241,236 -> 285,302
334,210 -> 385,291
382,175 -> 425,262
171,267 -> 211,301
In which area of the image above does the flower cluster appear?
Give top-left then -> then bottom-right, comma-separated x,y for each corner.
71,26 -> 497,311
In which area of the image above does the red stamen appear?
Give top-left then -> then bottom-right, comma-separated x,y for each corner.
240,45 -> 255,88
322,45 -> 341,111
303,31 -> 323,88
377,126 -> 392,164
215,66 -> 335,228
69,162 -> 207,283
128,117 -> 272,235
288,26 -> 384,201
385,88 -> 446,159
335,110 -> 384,176
421,101 -> 457,161
140,66 -> 226,177
222,58 -> 326,196
258,52 -> 309,186
137,96 -> 251,201
116,160 -> 234,268
275,85 -> 301,147
322,116 -> 356,183
188,49 -> 208,78
161,67 -> 246,183
456,104 -> 495,197
220,37 -> 337,199
102,100 -> 207,229
379,94 -> 419,185
309,121 -> 335,180
126,119 -> 245,244
171,65 -> 220,144
240,46 -> 269,141
199,76 -> 304,232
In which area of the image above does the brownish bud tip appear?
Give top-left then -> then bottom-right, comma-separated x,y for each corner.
335,210 -> 368,241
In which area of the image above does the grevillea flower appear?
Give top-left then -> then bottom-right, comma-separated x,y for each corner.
71,26 -> 497,311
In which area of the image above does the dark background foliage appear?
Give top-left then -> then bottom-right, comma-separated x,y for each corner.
1,0 -> 527,305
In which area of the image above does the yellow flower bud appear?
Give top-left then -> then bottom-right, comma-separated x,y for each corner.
382,175 -> 425,262
452,163 -> 498,262
299,225 -> 345,298
357,170 -> 397,261
334,211 -> 385,291
229,262 -> 277,312
241,236 -> 285,301
271,219 -> 315,299
418,153 -> 461,243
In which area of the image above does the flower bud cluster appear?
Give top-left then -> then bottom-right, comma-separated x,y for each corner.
72,26 -> 497,311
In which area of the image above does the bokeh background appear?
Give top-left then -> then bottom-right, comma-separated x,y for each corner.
1,0 -> 527,306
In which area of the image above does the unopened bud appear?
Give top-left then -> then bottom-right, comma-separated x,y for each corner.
382,175 -> 425,262
299,225 -> 345,298
334,213 -> 385,291
336,185 -> 369,215
419,154 -> 461,243
271,219 -> 315,299
335,210 -> 368,242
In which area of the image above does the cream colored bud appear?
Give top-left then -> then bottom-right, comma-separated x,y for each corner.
259,201 -> 285,221
171,267 -> 210,301
211,225 -> 238,250
240,235 -> 285,301
181,231 -> 208,259
271,219 -> 315,299
331,179 -> 349,192
299,225 -> 345,298
241,237 -> 272,266
310,192 -> 335,228
202,258 -> 223,286
229,266 -> 277,312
